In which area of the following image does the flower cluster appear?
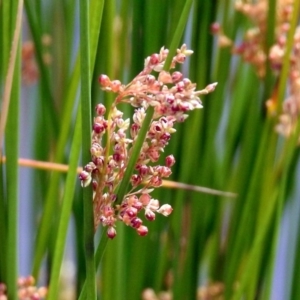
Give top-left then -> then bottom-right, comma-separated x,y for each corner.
0,276 -> 47,300
273,26 -> 300,137
212,1 -> 300,139
79,45 -> 217,239
22,35 -> 52,85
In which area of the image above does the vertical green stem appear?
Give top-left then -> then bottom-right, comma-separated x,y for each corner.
47,108 -> 82,300
5,59 -> 20,300
2,0 -> 22,298
80,0 -> 95,299
163,0 -> 193,71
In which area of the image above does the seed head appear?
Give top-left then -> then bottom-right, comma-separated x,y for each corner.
80,45 -> 217,237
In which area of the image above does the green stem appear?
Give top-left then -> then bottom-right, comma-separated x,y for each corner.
3,0 -> 22,298
32,0 -> 104,279
80,0 -> 95,299
78,106 -> 155,299
163,0 -> 193,71
47,108 -> 82,300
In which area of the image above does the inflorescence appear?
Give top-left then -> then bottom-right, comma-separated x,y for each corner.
0,276 -> 47,300
211,0 -> 300,140
79,44 -> 217,239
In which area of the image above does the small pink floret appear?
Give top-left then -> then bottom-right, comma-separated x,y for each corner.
98,74 -> 110,86
107,226 -> 117,239
137,225 -> 148,236
157,204 -> 173,216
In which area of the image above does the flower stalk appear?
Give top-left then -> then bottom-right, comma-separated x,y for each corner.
79,45 -> 217,239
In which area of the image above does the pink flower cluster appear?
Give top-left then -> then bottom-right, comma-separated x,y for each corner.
212,1 -> 300,139
0,276 -> 47,300
79,44 -> 217,239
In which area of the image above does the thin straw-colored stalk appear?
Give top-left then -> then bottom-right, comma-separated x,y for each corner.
0,156 -> 236,198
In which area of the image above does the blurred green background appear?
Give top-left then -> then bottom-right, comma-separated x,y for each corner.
1,0 -> 300,299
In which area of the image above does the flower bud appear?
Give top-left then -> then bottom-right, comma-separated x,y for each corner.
95,103 -> 106,116
131,174 -> 142,186
98,74 -> 110,87
84,162 -> 96,172
148,199 -> 160,211
205,82 -> 218,93
79,171 -> 91,187
150,176 -> 162,187
107,226 -> 117,239
157,204 -> 173,216
139,193 -> 151,206
145,209 -> 156,221
111,80 -> 121,92
210,22 -> 221,35
150,53 -> 159,65
131,217 -> 142,229
93,122 -> 105,134
158,71 -> 172,84
137,225 -> 148,236
125,207 -> 138,218
172,71 -> 183,83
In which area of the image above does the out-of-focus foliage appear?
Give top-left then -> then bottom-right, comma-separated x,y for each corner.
0,0 -> 299,299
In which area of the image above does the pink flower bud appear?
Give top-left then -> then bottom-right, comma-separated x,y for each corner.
31,293 -> 40,300
205,82 -> 218,93
137,225 -> 148,236
125,207 -> 138,218
95,103 -> 106,115
166,94 -> 175,104
107,226 -> 117,239
110,80 -> 121,92
103,205 -> 114,217
175,53 -> 186,63
84,162 -> 96,172
79,171 -> 91,187
131,123 -> 140,138
150,53 -> 159,65
139,193 -> 151,206
145,209 -> 156,221
148,199 -> 160,211
210,22 -> 221,35
182,78 -> 191,87
172,71 -> 183,83
176,81 -> 185,92
131,217 -> 142,229
131,174 -> 142,186
93,122 -> 105,134
113,152 -> 124,163
159,166 -> 172,177
165,155 -> 175,167
157,204 -> 173,216
158,71 -> 172,84
92,180 -> 98,191
98,74 -> 110,87
146,75 -> 156,85
138,165 -> 149,176
133,201 -> 143,211
150,176 -> 162,187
